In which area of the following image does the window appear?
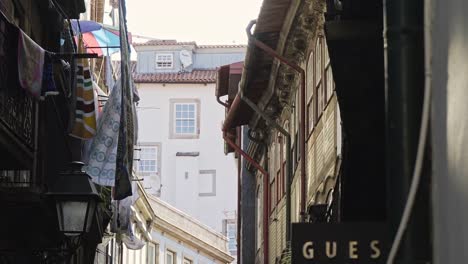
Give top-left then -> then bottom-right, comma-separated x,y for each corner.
166,250 -> 175,264
183,258 -> 193,264
315,37 -> 325,121
137,145 -> 158,175
170,99 -> 200,139
198,170 -> 216,196
277,134 -> 285,202
133,142 -> 161,177
256,186 -> 262,250
270,178 -> 276,214
306,51 -> 315,133
156,53 -> 173,69
223,219 -> 237,256
324,40 -> 334,102
147,243 -> 159,264
175,103 -> 196,134
227,223 -> 237,253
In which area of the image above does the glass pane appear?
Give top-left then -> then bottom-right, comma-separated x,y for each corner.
189,111 -> 194,118
57,201 -> 88,234
188,104 -> 195,111
166,253 -> 173,264
315,38 -> 322,86
307,52 -> 314,101
176,104 -> 181,111
182,111 -> 188,118
182,104 -> 188,111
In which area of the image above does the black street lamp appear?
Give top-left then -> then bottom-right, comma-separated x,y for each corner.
47,161 -> 101,237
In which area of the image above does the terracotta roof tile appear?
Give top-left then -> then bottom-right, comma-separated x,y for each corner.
198,44 -> 247,49
133,40 -> 197,46
133,70 -> 217,83
133,39 -> 247,49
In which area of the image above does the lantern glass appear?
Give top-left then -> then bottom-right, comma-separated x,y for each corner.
56,198 -> 96,236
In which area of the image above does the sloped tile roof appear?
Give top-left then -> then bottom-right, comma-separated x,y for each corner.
198,44 -> 247,49
133,39 -> 197,46
133,39 -> 246,49
133,70 -> 217,83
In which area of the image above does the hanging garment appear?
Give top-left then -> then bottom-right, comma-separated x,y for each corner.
70,36 -> 97,139
83,79 -> 121,186
17,30 -> 45,98
41,52 -> 59,98
114,0 -> 135,200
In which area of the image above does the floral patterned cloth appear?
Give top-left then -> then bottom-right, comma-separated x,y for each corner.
83,80 -> 121,186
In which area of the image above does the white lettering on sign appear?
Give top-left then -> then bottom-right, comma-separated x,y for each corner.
300,240 -> 382,260
326,241 -> 337,258
349,241 -> 359,259
371,240 -> 381,259
303,242 -> 314,259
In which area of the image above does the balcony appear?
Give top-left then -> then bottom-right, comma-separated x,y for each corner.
0,18 -> 37,171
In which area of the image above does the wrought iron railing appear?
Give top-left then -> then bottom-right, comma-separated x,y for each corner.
0,87 -> 36,150
0,170 -> 32,188
0,16 -> 36,151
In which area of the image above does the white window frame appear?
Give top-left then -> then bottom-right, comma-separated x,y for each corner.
166,249 -> 176,264
135,143 -> 162,177
156,53 -> 173,69
147,242 -> 159,264
169,99 -> 201,139
226,221 -> 237,254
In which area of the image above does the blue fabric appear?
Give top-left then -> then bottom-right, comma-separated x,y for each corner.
71,20 -> 102,34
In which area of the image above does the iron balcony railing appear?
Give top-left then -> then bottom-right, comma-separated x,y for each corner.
0,170 -> 32,188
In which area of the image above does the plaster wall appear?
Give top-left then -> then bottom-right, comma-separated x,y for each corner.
136,82 -> 238,233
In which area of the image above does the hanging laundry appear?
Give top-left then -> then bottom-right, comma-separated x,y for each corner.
41,52 -> 59,98
114,0 -> 135,200
83,79 -> 121,186
17,30 -> 45,98
70,36 -> 97,139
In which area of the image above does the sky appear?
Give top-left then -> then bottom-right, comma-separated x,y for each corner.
125,0 -> 264,45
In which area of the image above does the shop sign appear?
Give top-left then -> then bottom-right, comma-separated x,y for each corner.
292,222 -> 388,264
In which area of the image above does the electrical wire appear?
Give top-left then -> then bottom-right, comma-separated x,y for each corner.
386,0 -> 432,261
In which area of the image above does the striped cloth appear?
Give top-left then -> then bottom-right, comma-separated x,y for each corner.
70,36 -> 97,139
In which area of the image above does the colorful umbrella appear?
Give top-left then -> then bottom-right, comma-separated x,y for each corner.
71,20 -> 131,56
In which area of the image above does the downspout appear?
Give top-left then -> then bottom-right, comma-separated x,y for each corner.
384,0 -> 429,262
245,20 -> 307,226
222,131 -> 270,264
219,95 -> 270,264
236,126 -> 242,263
240,92 -> 292,245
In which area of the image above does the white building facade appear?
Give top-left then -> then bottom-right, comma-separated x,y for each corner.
97,184 -> 234,264
133,40 -> 245,259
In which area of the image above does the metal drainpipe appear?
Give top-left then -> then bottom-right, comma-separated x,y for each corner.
384,0 -> 427,262
240,93 -> 292,245
222,131 -> 270,264
218,97 -> 270,264
246,20 -> 307,225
